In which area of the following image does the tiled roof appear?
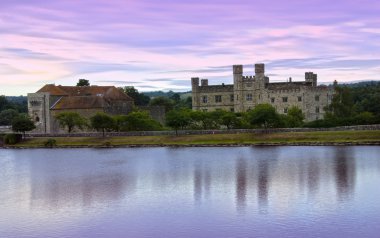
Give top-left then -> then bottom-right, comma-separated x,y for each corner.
51,96 -> 105,110
37,84 -> 68,96
36,84 -> 133,101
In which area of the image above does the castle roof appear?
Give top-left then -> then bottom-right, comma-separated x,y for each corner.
51,96 -> 105,110
37,84 -> 133,101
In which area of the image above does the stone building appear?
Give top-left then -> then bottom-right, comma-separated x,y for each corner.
28,84 -> 134,133
192,63 -> 334,121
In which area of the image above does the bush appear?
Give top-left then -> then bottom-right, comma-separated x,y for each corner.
44,138 -> 57,148
4,133 -> 22,145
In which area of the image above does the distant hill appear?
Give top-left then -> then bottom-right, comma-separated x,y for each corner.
6,96 -> 27,104
143,90 -> 192,99
339,80 -> 380,88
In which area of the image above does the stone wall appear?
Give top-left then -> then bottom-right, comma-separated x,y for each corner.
138,106 -> 166,125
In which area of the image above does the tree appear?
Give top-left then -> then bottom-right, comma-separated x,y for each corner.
0,109 -> 19,126
247,104 -> 281,129
220,111 -> 239,129
55,112 -> 87,133
165,109 -> 191,135
122,86 -> 150,106
113,115 -> 129,132
285,106 -> 305,128
326,86 -> 354,118
190,111 -> 212,129
149,96 -> 174,112
90,113 -> 115,137
11,115 -> 36,138
76,79 -> 90,86
0,95 -> 8,111
170,93 -> 181,103
121,111 -> 162,131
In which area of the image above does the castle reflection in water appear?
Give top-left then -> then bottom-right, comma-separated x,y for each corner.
0,147 -> 361,214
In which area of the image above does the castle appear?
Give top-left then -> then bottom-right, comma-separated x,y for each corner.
28,84 -> 134,133
191,63 -> 334,121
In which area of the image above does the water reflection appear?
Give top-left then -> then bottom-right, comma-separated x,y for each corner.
235,158 -> 247,211
334,147 -> 356,201
26,152 -> 137,211
0,147 -> 376,238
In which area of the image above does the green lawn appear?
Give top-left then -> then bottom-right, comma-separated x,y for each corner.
10,130 -> 380,148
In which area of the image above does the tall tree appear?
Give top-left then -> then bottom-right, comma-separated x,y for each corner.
326,86 -> 354,117
149,96 -> 174,112
165,109 -> 191,136
0,109 -> 19,126
55,112 -> 87,133
11,115 -> 36,138
122,86 -> 150,106
76,79 -> 90,86
286,106 -> 305,128
90,113 -> 115,137
0,95 -> 8,111
220,111 -> 239,129
247,104 -> 281,129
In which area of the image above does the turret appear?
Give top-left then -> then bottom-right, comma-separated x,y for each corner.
233,65 -> 243,112
254,63 -> 266,89
201,79 -> 208,86
305,72 -> 317,86
191,77 -> 200,110
255,63 -> 265,79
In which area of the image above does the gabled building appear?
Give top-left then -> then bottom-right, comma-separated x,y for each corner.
191,63 -> 334,121
28,84 -> 134,133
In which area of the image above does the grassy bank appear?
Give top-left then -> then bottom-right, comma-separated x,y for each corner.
6,130 -> 380,148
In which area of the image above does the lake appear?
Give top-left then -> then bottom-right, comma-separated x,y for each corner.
1,146 -> 380,238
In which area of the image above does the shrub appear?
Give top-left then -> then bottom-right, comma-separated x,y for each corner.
44,138 -> 57,148
4,133 -> 22,145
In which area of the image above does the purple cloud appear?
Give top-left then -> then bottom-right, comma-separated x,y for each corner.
0,0 -> 379,95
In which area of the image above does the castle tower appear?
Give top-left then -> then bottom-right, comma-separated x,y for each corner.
305,72 -> 317,86
191,77 -> 200,110
27,92 -> 51,133
233,65 -> 244,112
255,63 -> 266,87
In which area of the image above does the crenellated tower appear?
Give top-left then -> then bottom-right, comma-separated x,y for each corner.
233,65 -> 244,112
191,77 -> 200,110
305,72 -> 317,86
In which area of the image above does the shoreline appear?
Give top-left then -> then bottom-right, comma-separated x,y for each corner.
2,130 -> 380,149
3,142 -> 380,149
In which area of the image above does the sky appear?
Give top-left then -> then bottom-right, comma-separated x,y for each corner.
0,0 -> 380,95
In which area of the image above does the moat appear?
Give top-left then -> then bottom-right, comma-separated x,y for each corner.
1,147 -> 380,238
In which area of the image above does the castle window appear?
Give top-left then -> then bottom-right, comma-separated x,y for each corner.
35,116 -> 40,122
284,108 -> 288,114
316,106 -> 320,113
202,109 -> 208,112
230,108 -> 234,112
246,94 -> 252,101
315,95 -> 320,101
215,95 -> 222,103
271,98 -> 275,103
202,96 -> 208,103
298,96 -> 302,102
282,97 -> 288,102
230,94 -> 234,102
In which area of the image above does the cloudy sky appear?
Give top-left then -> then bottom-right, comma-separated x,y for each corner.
1,0 -> 379,95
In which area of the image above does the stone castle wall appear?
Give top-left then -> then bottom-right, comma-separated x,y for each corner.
192,63 -> 334,121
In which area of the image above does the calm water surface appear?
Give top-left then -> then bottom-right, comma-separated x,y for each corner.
1,146 -> 380,238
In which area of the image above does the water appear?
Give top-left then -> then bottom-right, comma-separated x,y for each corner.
0,146 -> 380,238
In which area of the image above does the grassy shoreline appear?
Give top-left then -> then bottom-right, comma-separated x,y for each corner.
3,130 -> 380,148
